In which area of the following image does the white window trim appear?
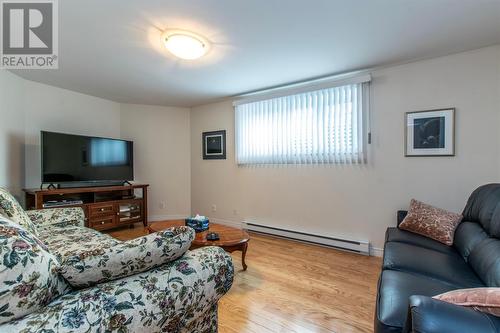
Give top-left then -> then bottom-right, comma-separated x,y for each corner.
233,73 -> 371,106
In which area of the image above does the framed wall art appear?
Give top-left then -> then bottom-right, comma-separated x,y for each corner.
203,130 -> 226,160
405,108 -> 455,157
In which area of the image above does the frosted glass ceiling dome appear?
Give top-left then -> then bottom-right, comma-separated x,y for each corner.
162,29 -> 210,60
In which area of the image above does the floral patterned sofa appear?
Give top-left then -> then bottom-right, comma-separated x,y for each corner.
0,188 -> 234,333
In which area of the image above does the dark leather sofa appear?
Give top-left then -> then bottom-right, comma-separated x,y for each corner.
375,184 -> 500,333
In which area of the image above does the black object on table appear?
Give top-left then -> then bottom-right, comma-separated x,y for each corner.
207,232 -> 220,241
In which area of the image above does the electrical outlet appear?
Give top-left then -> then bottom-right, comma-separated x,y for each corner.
211,204 -> 217,212
233,209 -> 238,215
159,201 -> 166,209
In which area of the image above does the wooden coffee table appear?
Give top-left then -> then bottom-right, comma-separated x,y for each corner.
148,221 -> 250,270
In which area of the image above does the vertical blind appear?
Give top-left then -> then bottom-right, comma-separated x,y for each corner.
235,82 -> 369,165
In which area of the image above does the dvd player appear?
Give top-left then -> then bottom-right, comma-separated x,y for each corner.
43,200 -> 83,208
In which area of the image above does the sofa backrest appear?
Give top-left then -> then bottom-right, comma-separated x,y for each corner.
453,221 -> 488,261
456,183 -> 500,287
0,216 -> 70,324
462,183 -> 500,237
468,238 -> 500,287
0,187 -> 38,235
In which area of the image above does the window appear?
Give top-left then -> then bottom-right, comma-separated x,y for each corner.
235,80 -> 370,165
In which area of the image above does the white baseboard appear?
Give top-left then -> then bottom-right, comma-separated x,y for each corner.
370,246 -> 384,257
208,217 -> 245,229
154,215 -> 384,257
148,214 -> 189,222
149,215 -> 245,228
245,222 -> 370,255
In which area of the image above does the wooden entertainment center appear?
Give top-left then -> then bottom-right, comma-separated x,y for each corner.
23,184 -> 149,231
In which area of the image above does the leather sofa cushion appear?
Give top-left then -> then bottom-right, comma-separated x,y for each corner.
385,227 -> 457,256
462,183 -> 500,238
453,221 -> 488,262
376,270 -> 459,329
468,238 -> 500,287
383,242 -> 484,288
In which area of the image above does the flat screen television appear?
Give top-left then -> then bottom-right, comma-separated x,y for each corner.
41,131 -> 134,186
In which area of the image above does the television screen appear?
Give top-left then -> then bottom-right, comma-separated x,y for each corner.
41,131 -> 134,184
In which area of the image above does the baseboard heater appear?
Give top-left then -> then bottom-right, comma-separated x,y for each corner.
246,222 -> 370,255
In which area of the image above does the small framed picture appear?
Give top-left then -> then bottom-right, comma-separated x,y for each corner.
405,108 -> 455,157
203,130 -> 226,160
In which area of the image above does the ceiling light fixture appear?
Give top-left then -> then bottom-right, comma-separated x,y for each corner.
161,29 -> 210,60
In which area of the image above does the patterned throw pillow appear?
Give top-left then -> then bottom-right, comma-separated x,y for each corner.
399,199 -> 463,246
0,217 -> 69,324
59,226 -> 195,288
433,288 -> 500,317
0,187 -> 38,235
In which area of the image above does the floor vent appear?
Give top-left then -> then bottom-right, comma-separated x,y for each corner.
246,222 -> 370,255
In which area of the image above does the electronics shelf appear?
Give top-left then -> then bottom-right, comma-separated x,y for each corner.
23,184 -> 149,231
43,200 -> 84,208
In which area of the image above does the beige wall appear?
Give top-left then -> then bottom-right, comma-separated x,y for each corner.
0,71 -> 25,200
120,104 -> 191,220
0,72 -> 191,220
0,70 -> 122,199
23,80 -> 122,189
190,45 -> 500,252
2,45 -> 500,250
498,52 -> 500,180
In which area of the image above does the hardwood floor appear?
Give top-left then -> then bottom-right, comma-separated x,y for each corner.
107,222 -> 382,333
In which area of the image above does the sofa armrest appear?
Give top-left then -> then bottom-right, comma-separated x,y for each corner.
397,210 -> 408,227
59,226 -> 195,288
26,207 -> 85,228
404,295 -> 500,333
0,246 -> 234,332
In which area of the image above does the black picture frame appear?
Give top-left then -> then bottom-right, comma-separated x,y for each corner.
405,108 -> 455,157
203,130 -> 226,160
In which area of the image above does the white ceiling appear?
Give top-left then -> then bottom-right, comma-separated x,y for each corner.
12,0 -> 500,107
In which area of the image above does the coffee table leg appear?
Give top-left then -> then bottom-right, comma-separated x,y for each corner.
242,242 -> 248,271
